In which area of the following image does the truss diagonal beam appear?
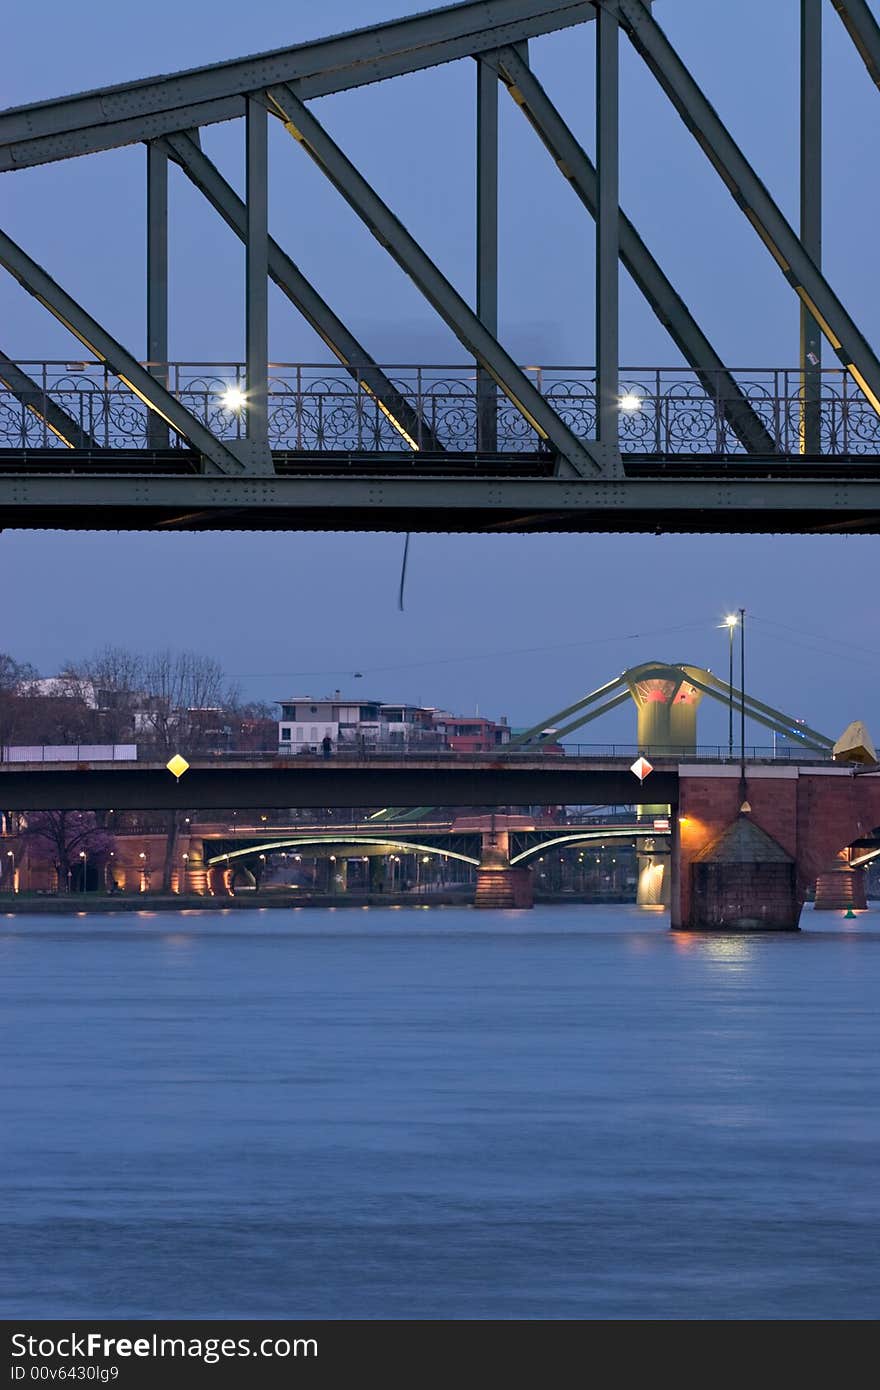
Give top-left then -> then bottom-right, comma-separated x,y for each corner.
267,83 -> 612,478
161,132 -> 440,452
0,1 -> 595,171
681,667 -> 833,748
493,46 -> 778,455
616,0 -> 880,416
0,350 -> 98,450
0,229 -> 245,474
505,675 -> 629,748
830,0 -> 880,91
541,689 -> 632,741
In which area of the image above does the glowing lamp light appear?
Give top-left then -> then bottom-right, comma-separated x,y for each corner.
220,385 -> 246,412
619,392 -> 642,411
724,614 -> 738,627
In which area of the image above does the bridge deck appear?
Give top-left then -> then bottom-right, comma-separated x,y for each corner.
0,463 -> 877,533
1,363 -> 878,532
0,755 -> 861,812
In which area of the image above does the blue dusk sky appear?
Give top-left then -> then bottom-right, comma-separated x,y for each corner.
0,0 -> 877,743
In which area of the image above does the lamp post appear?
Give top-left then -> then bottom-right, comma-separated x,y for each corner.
181,851 -> 189,894
6,848 -> 15,894
79,849 -> 87,893
723,614 -> 738,757
739,607 -> 747,769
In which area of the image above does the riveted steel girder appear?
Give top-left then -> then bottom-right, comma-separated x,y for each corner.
0,351 -> 98,450
0,228 -> 247,474
830,0 -> 880,90
0,1 -> 596,171
267,82 -> 615,478
160,132 -> 440,451
0,469 -> 878,534
617,0 -> 880,418
493,46 -> 778,455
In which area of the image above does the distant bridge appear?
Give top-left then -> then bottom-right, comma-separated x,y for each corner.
198,817 -> 659,869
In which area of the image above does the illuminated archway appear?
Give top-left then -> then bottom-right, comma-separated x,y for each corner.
206,836 -> 481,869
509,826 -> 657,866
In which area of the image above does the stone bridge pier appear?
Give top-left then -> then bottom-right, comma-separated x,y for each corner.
473,824 -> 533,909
673,766 -> 880,930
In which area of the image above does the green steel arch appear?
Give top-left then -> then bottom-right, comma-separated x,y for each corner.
507,660 -> 834,757
206,836 -> 481,868
509,826 -> 658,866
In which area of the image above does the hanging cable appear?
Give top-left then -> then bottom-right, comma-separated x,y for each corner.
398,533 -> 411,612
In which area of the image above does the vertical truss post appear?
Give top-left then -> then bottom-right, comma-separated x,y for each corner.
146,142 -> 169,449
246,95 -> 270,462
476,56 -> 498,452
617,0 -> 880,420
801,0 -> 822,455
596,2 -> 620,447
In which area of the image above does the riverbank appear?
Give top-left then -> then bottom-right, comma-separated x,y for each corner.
0,889 -> 638,913
0,891 -> 467,913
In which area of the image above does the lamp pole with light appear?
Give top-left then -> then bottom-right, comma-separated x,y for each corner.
723,614 -> 738,758
739,607 -> 746,769
79,849 -> 87,893
6,848 -> 15,894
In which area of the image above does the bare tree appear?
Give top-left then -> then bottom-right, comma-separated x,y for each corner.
22,811 -> 114,892
0,653 -> 38,754
140,649 -> 240,754
69,645 -> 146,743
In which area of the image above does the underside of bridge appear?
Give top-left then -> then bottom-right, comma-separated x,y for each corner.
2,0 -> 880,533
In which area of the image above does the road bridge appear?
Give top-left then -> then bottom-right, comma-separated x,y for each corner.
1,752 -> 877,926
2,1 -> 880,531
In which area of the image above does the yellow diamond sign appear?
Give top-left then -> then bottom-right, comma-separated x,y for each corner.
166,754 -> 190,781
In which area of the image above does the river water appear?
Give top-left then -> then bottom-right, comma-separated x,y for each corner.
1,903 -> 878,1321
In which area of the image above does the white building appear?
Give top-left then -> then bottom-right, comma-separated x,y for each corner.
277,694 -> 383,751
276,694 -> 444,752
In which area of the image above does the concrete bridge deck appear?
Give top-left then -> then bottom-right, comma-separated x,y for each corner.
0,752 -> 684,811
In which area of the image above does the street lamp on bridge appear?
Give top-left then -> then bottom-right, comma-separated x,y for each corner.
722,614 -> 739,757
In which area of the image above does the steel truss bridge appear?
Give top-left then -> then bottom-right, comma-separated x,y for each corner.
2,0 -> 880,534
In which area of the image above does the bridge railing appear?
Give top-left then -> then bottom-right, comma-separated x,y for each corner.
2,361 -> 878,456
0,740 -> 834,764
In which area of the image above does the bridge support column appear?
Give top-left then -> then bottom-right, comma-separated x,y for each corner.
674,766 -> 880,930
474,829 -> 533,909
636,839 -> 671,909
181,841 -> 208,895
675,771 -> 801,930
813,858 -> 867,911
329,857 -> 347,894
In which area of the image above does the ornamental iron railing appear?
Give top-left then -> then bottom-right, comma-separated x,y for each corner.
2,362 -> 879,456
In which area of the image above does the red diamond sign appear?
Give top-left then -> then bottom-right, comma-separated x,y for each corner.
630,756 -> 653,784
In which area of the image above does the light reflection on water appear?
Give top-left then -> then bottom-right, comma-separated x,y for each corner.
0,901 -> 877,1320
